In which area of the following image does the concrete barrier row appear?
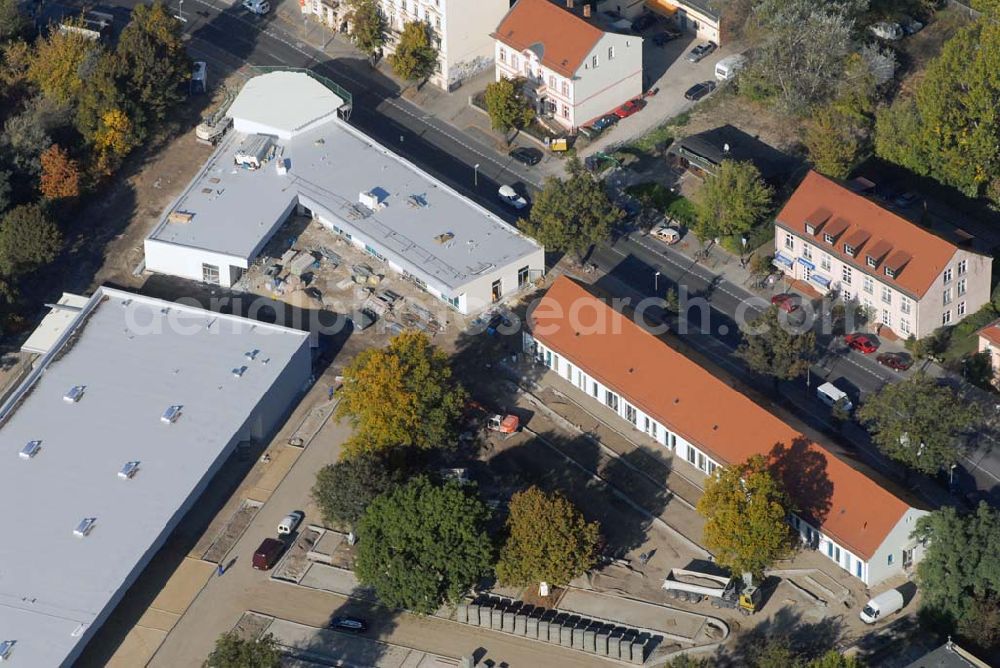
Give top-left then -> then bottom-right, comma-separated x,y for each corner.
456,601 -> 646,664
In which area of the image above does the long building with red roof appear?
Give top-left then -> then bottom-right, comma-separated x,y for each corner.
526,276 -> 929,586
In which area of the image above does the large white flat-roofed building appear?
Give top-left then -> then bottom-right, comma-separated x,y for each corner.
0,287 -> 311,667
144,71 -> 545,315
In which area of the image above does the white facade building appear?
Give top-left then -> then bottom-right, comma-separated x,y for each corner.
493,0 -> 643,130
774,171 -> 992,340
0,287 -> 311,667
300,0 -> 510,90
525,276 -> 929,587
144,72 -> 544,315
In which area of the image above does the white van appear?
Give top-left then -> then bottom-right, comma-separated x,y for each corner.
715,54 -> 747,81
277,511 -> 304,536
816,382 -> 852,412
860,589 -> 905,624
242,0 -> 271,15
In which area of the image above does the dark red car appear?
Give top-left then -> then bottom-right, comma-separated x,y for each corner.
614,99 -> 646,119
770,293 -> 800,313
876,352 -> 913,371
845,333 -> 879,354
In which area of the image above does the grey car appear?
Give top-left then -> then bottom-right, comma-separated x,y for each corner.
687,42 -> 717,63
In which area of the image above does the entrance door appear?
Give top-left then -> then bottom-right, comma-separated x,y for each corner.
491,279 -> 502,303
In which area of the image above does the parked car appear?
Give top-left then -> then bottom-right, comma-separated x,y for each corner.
305,287 -> 323,302
714,54 -> 747,81
242,0 -> 270,14
277,510 -> 304,536
497,185 -> 527,209
684,81 -> 716,101
630,13 -> 657,32
860,589 -> 905,624
252,538 -> 285,570
770,293 -> 800,313
651,222 -> 681,244
652,28 -> 682,46
191,61 -> 207,95
817,382 -> 853,413
687,41 -> 717,63
591,114 -> 619,132
329,617 -> 368,633
509,146 -> 542,166
845,333 -> 879,354
614,98 -> 646,118
876,352 -> 914,371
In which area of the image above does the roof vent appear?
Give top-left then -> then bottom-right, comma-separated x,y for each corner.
232,366 -> 247,378
70,624 -> 87,638
0,640 -> 14,661
245,349 -> 259,361
118,461 -> 140,480
161,405 -> 182,424
359,190 -> 385,211
64,385 -> 86,403
19,440 -> 41,459
73,517 -> 96,537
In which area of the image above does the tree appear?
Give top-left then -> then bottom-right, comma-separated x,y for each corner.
27,23 -> 102,106
0,0 -> 28,44
0,203 -> 63,276
693,160 -> 772,243
92,107 -> 140,174
804,105 -> 864,179
203,631 -> 281,668
874,19 -> 1000,199
807,651 -> 864,668
958,593 -> 1000,653
858,373 -> 979,475
737,306 -> 816,389
496,486 -> 600,588
311,452 -> 396,529
912,504 -> 1000,628
114,1 -> 189,127
697,454 -> 794,579
1,95 -> 69,176
484,77 -> 535,142
336,331 -> 467,457
389,21 -> 438,82
39,144 -> 81,201
347,0 -> 387,66
521,157 -> 621,256
355,476 -> 493,614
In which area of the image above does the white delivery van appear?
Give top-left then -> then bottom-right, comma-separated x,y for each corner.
242,0 -> 271,14
715,54 -> 747,81
860,589 -> 905,624
277,511 -> 304,536
816,382 -> 852,412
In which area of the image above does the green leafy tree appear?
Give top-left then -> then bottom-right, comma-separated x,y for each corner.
807,651 -> 865,668
750,637 -> 798,668
389,21 -> 437,81
737,306 -> 816,390
693,160 -> 772,243
521,157 -> 621,257
1,95 -> 69,175
696,454 -> 794,579
496,486 -> 600,588
958,593 -> 1000,653
484,77 -> 534,142
0,203 -> 63,276
858,373 -> 979,475
0,0 -> 28,44
27,22 -> 102,106
203,631 -> 281,668
347,0 -> 387,66
336,330 -> 467,457
311,452 -> 396,529
804,106 -> 864,179
114,1 -> 190,127
912,503 -> 1000,627
355,476 -> 493,614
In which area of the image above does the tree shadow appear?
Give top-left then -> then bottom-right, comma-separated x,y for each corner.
768,436 -> 834,528
291,590 -> 401,666
710,605 -> 846,666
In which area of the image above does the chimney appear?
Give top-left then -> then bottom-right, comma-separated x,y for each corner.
583,4 -> 591,17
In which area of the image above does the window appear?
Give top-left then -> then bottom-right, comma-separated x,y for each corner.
511,54 -> 519,69
365,244 -> 386,262
885,266 -> 896,279
670,433 -> 676,449
881,286 -> 892,305
882,309 -> 891,327
843,290 -> 852,301
561,104 -> 569,119
625,403 -> 637,425
591,55 -> 599,68
608,46 -> 615,60
499,48 -> 506,63
565,362 -> 573,380
900,319 -> 910,336
697,452 -> 707,472
943,268 -> 953,284
686,445 -> 696,465
863,276 -> 874,294
942,310 -> 952,325
959,259 -> 968,276
821,254 -> 831,271
592,381 -> 598,398
867,255 -> 877,268
959,301 -> 967,317
561,80 -> 569,97
548,75 -> 555,89
943,288 -> 952,306
517,265 -> 530,288
708,461 -> 717,475
605,390 -> 618,411
823,233 -> 835,244
900,296 -> 912,315
835,546 -> 841,563
844,243 -> 855,256
435,16 -> 441,30
842,266 -> 853,285
784,232 -> 794,250
887,553 -> 894,566
651,422 -> 657,438
202,263 -> 220,284
802,245 -> 812,261
958,278 -> 967,296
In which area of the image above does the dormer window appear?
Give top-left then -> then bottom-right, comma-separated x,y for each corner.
885,266 -> 896,279
805,223 -> 815,235
823,233 -> 835,244
844,244 -> 855,257
866,256 -> 877,268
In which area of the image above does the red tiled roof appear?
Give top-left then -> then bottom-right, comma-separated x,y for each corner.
530,276 -> 914,560
777,171 -> 959,298
492,0 -> 605,77
978,319 -> 1000,348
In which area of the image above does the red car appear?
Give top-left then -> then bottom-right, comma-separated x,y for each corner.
845,333 -> 879,354
876,352 -> 913,371
613,99 -> 646,119
770,293 -> 800,313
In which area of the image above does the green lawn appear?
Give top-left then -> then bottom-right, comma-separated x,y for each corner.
625,182 -> 696,226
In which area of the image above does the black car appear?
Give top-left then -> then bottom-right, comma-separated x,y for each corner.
330,617 -> 367,633
305,287 -> 323,301
652,29 -> 682,46
687,41 -> 717,63
684,81 -> 716,101
591,114 -> 619,132
509,146 -> 542,166
630,13 -> 657,32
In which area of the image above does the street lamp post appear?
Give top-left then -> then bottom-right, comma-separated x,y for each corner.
178,0 -> 184,21
474,163 -> 480,188
654,271 -> 661,292
950,463 -> 957,488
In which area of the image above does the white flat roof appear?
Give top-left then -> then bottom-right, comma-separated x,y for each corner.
147,75 -> 541,295
0,287 -> 309,667
227,71 -> 345,139
20,293 -> 90,355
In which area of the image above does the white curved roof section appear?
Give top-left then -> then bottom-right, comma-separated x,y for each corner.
228,71 -> 345,140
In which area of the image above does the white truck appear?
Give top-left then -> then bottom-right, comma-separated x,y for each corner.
662,567 -> 761,615
860,588 -> 905,624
